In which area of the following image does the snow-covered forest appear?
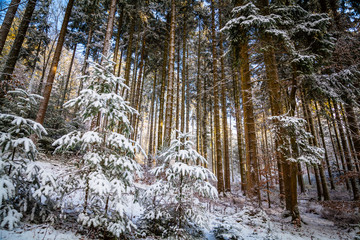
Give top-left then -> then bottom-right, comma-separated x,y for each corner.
0,0 -> 359,239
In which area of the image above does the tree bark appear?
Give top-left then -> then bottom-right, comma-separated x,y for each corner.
60,43 -> 77,109
163,0 -> 176,145
315,102 -> 335,190
196,23 -> 202,154
123,14 -> 135,94
211,0 -> 224,195
0,0 -> 21,55
180,18 -> 186,138
113,4 -> 124,74
0,0 -> 38,99
219,5 -> 231,192
334,101 -> 359,200
148,71 -> 157,168
157,15 -> 170,150
35,0 -> 74,125
232,52 -> 246,194
102,0 -> 117,59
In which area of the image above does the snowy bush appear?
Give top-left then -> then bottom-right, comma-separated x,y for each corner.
269,115 -> 324,165
0,90 -> 57,230
54,55 -> 143,238
141,131 -> 218,239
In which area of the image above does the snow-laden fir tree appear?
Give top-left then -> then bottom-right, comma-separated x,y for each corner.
141,131 -> 218,239
53,55 -> 143,238
0,89 -> 57,230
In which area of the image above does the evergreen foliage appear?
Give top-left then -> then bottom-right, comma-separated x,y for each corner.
53,55 -> 143,238
0,90 -> 57,230
141,131 -> 217,239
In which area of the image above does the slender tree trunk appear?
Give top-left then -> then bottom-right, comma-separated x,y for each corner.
157,15 -> 170,150
342,104 -> 360,173
0,0 -> 21,55
0,0 -> 38,99
35,0 -> 75,125
180,20 -> 187,137
60,43 -> 77,109
134,63 -> 146,139
202,73 -> 208,168
334,101 -> 359,200
130,38 -> 140,105
102,0 -> 117,59
196,23 -> 202,154
326,117 -> 342,175
113,4 -> 124,73
211,0 -> 224,195
232,53 -> 246,194
123,15 -> 135,95
329,100 -> 350,189
305,98 -> 330,200
185,47 -> 190,135
315,102 -> 335,190
176,42 -> 180,138
37,38 -> 57,95
148,71 -> 157,167
219,5 -> 231,192
28,40 -> 42,93
78,26 -> 93,95
133,38 -> 147,135
163,0 -> 176,145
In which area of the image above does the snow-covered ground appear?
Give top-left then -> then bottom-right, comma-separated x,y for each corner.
2,157 -> 359,240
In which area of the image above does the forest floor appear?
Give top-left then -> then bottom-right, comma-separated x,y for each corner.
0,156 -> 359,240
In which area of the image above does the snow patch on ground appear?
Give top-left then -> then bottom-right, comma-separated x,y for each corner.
2,159 -> 359,240
0,224 -> 80,240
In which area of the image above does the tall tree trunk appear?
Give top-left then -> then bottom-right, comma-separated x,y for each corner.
342,104 -> 360,173
37,38 -> 57,95
329,100 -> 350,189
148,71 -> 157,168
211,0 -> 224,195
157,15 -> 170,150
0,0 -> 21,55
196,23 -> 202,154
102,0 -> 117,59
0,0 -> 38,99
232,52 -> 246,194
35,0 -> 75,125
180,19 -> 187,137
113,4 -> 124,74
28,40 -> 42,93
240,40 -> 259,202
123,14 -> 136,95
185,47 -> 190,135
78,26 -> 94,95
176,42 -> 180,138
334,101 -> 359,200
219,5 -> 231,192
305,99 -> 330,200
134,62 -> 146,139
60,43 -> 77,109
202,73 -> 208,168
163,0 -> 176,145
132,37 -> 147,134
315,102 -> 335,190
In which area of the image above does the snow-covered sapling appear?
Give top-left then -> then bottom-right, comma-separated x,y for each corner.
54,55 -> 144,238
142,131 -> 218,239
0,90 -> 57,230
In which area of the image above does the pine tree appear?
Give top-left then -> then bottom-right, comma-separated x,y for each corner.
0,89 -> 56,230
142,131 -> 217,238
53,56 -> 143,237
